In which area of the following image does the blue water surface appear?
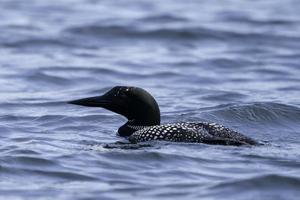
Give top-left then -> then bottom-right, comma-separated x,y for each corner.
1,0 -> 300,199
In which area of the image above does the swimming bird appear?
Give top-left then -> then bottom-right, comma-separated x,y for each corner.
68,86 -> 257,146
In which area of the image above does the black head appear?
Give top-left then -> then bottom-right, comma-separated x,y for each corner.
68,86 -> 161,136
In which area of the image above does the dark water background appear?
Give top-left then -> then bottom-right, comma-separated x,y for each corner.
1,0 -> 300,199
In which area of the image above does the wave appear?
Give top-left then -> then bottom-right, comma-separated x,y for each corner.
65,24 -> 198,40
39,66 -> 184,80
220,13 -> 299,26
203,102 -> 300,124
140,14 -> 189,23
2,38 -> 79,48
209,174 -> 300,199
63,24 -> 300,44
25,71 -> 72,86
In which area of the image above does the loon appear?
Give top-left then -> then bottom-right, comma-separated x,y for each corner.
68,86 -> 257,146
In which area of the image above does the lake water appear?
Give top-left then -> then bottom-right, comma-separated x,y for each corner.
1,0 -> 300,199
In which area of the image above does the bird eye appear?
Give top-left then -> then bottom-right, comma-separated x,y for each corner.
124,88 -> 130,94
114,87 -> 131,97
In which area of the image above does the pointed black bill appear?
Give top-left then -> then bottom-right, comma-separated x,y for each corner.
68,96 -> 111,107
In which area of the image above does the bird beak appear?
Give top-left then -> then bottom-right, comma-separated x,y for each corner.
68,95 -> 111,107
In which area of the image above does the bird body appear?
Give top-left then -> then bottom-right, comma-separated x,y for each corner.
128,122 -> 256,145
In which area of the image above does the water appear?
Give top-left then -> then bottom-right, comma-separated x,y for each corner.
1,0 -> 300,199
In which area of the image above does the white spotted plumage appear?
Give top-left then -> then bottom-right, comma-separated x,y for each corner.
128,122 -> 256,145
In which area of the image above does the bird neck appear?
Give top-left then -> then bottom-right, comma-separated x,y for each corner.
118,117 -> 160,137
